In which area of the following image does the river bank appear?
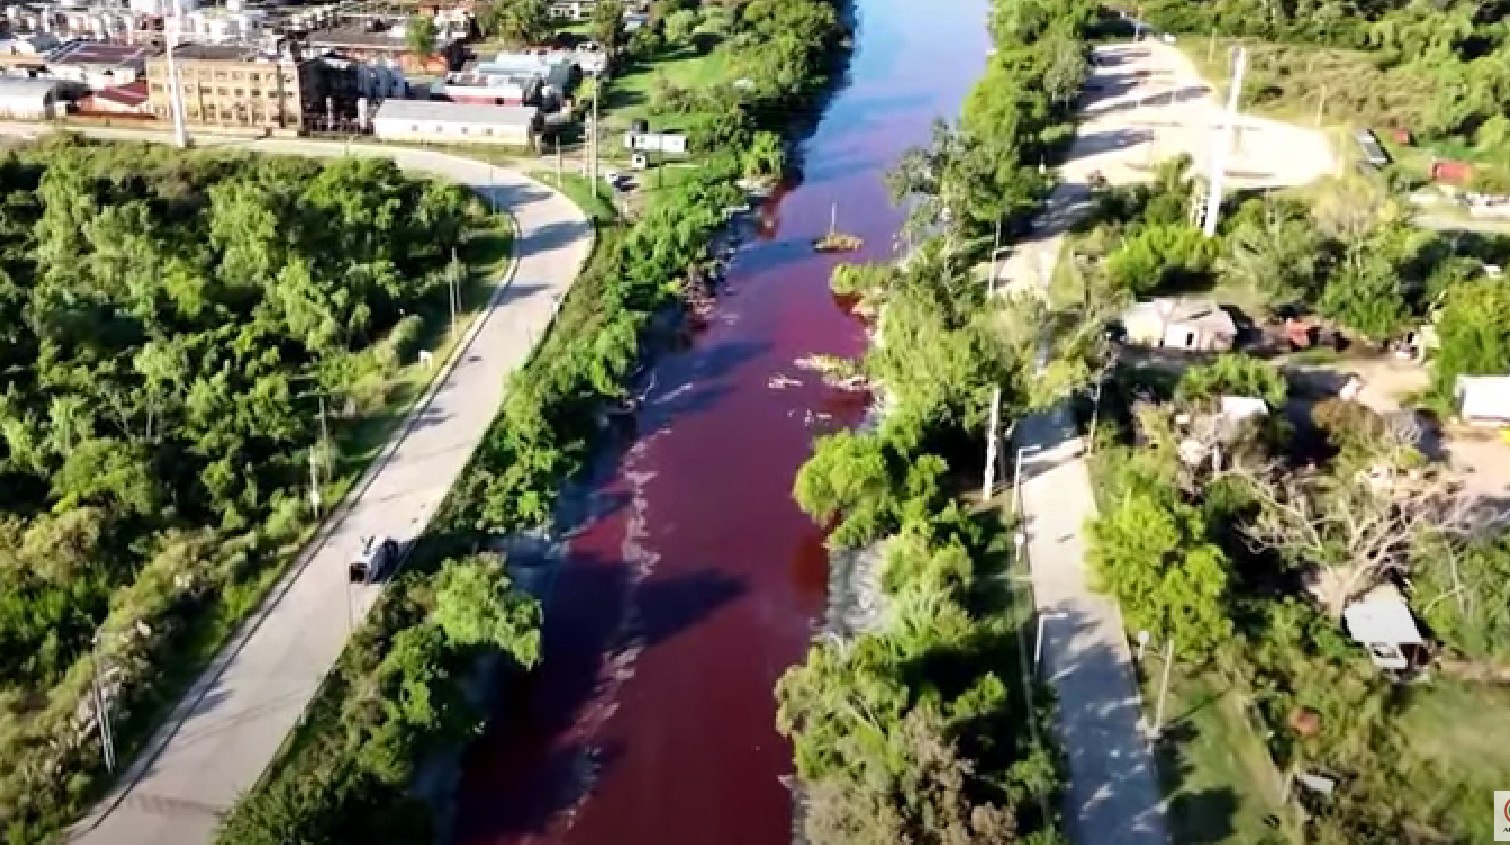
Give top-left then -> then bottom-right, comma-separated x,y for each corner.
451,1 -> 994,843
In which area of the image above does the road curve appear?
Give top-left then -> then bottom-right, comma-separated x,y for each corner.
0,124 -> 593,845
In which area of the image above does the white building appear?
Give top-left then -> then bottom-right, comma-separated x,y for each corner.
0,76 -> 62,118
1456,375 -> 1510,427
372,100 -> 539,148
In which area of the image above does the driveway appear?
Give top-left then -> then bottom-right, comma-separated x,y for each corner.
0,123 -> 594,845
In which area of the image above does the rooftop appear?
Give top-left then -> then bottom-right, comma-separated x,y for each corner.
89,78 -> 149,106
1124,297 -> 1237,334
306,22 -> 457,51
0,75 -> 60,98
1456,374 -> 1510,421
374,98 -> 538,127
47,40 -> 153,67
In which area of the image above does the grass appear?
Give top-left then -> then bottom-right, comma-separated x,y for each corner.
532,170 -> 620,224
602,43 -> 733,130
1395,678 -> 1510,843
1139,657 -> 1298,845
1180,38 -> 1436,131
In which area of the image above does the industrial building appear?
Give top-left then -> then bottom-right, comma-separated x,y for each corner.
371,99 -> 539,147
145,42 -> 317,131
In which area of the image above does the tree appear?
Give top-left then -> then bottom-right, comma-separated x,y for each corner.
1218,201 -> 1322,305
1318,259 -> 1408,341
1234,468 -> 1492,618
663,8 -> 700,46
1176,353 -> 1287,407
481,0 -> 551,46
405,14 -> 437,59
741,130 -> 786,180
432,554 -> 543,667
1088,487 -> 1233,658
1104,223 -> 1216,294
591,0 -> 627,54
1430,273 -> 1510,397
1411,531 -> 1510,663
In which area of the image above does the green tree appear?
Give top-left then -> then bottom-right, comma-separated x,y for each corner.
741,130 -> 786,180
1176,353 -> 1287,407
405,14 -> 437,59
591,0 -> 627,54
1088,488 -> 1233,658
1430,274 -> 1510,396
481,0 -> 551,46
663,8 -> 700,45
1104,223 -> 1217,294
1218,201 -> 1323,305
433,554 -> 543,667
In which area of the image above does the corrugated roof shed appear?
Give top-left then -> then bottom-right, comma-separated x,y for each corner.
373,99 -> 538,127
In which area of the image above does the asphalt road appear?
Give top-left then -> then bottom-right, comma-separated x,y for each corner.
0,123 -> 594,845
1004,40 -> 1337,845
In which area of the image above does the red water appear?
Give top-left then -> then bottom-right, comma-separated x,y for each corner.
454,2 -> 989,843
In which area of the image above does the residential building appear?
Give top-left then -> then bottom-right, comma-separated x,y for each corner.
1120,297 -> 1237,352
548,0 -> 596,21
145,42 -> 316,131
45,40 -> 152,90
371,99 -> 539,147
1455,375 -> 1510,427
0,75 -> 62,118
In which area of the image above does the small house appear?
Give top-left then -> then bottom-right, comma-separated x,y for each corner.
0,76 -> 63,119
1456,375 -> 1510,427
1121,298 -> 1237,352
1343,584 -> 1423,670
371,99 -> 540,148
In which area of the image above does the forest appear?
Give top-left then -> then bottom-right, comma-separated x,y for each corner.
775,0 -> 1105,841
0,136 -> 484,843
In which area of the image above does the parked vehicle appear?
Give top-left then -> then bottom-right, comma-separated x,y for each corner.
349,534 -> 399,584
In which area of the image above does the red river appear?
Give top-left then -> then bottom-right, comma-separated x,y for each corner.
455,1 -> 989,842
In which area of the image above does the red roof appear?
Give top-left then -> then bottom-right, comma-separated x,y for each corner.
91,79 -> 149,107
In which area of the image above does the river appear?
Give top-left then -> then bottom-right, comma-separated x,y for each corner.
453,1 -> 989,843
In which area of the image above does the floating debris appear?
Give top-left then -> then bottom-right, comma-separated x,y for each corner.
768,374 -> 803,389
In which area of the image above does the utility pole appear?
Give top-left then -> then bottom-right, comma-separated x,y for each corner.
1202,46 -> 1247,237
308,448 -> 322,519
1152,637 -> 1175,737
555,134 -> 563,186
981,385 -> 1001,500
1314,83 -> 1328,126
449,247 -> 461,334
588,71 -> 600,200
165,0 -> 188,148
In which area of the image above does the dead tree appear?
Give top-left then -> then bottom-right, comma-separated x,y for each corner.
1229,465 -> 1498,618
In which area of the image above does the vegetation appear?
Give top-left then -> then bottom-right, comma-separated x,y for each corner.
778,2 -> 1110,842
218,553 -> 541,845
478,0 -> 552,47
602,0 -> 845,163
222,135 -> 748,841
0,137 -> 488,843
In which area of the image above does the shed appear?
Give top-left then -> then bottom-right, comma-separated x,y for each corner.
1343,584 -> 1423,670
1456,375 -> 1510,427
371,99 -> 539,148
0,76 -> 61,119
1121,298 -> 1237,352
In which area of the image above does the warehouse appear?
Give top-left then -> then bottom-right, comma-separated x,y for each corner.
371,99 -> 538,148
0,76 -> 62,119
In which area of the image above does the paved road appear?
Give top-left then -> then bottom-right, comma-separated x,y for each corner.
1002,40 -> 1337,845
0,123 -> 594,845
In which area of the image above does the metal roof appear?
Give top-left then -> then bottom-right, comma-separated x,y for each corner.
1457,375 -> 1510,422
373,99 -> 538,127
0,75 -> 60,99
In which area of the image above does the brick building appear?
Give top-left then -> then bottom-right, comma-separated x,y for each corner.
145,42 -> 317,131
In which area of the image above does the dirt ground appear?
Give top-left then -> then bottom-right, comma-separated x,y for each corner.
1069,40 -> 1337,191
1287,355 -> 1510,502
